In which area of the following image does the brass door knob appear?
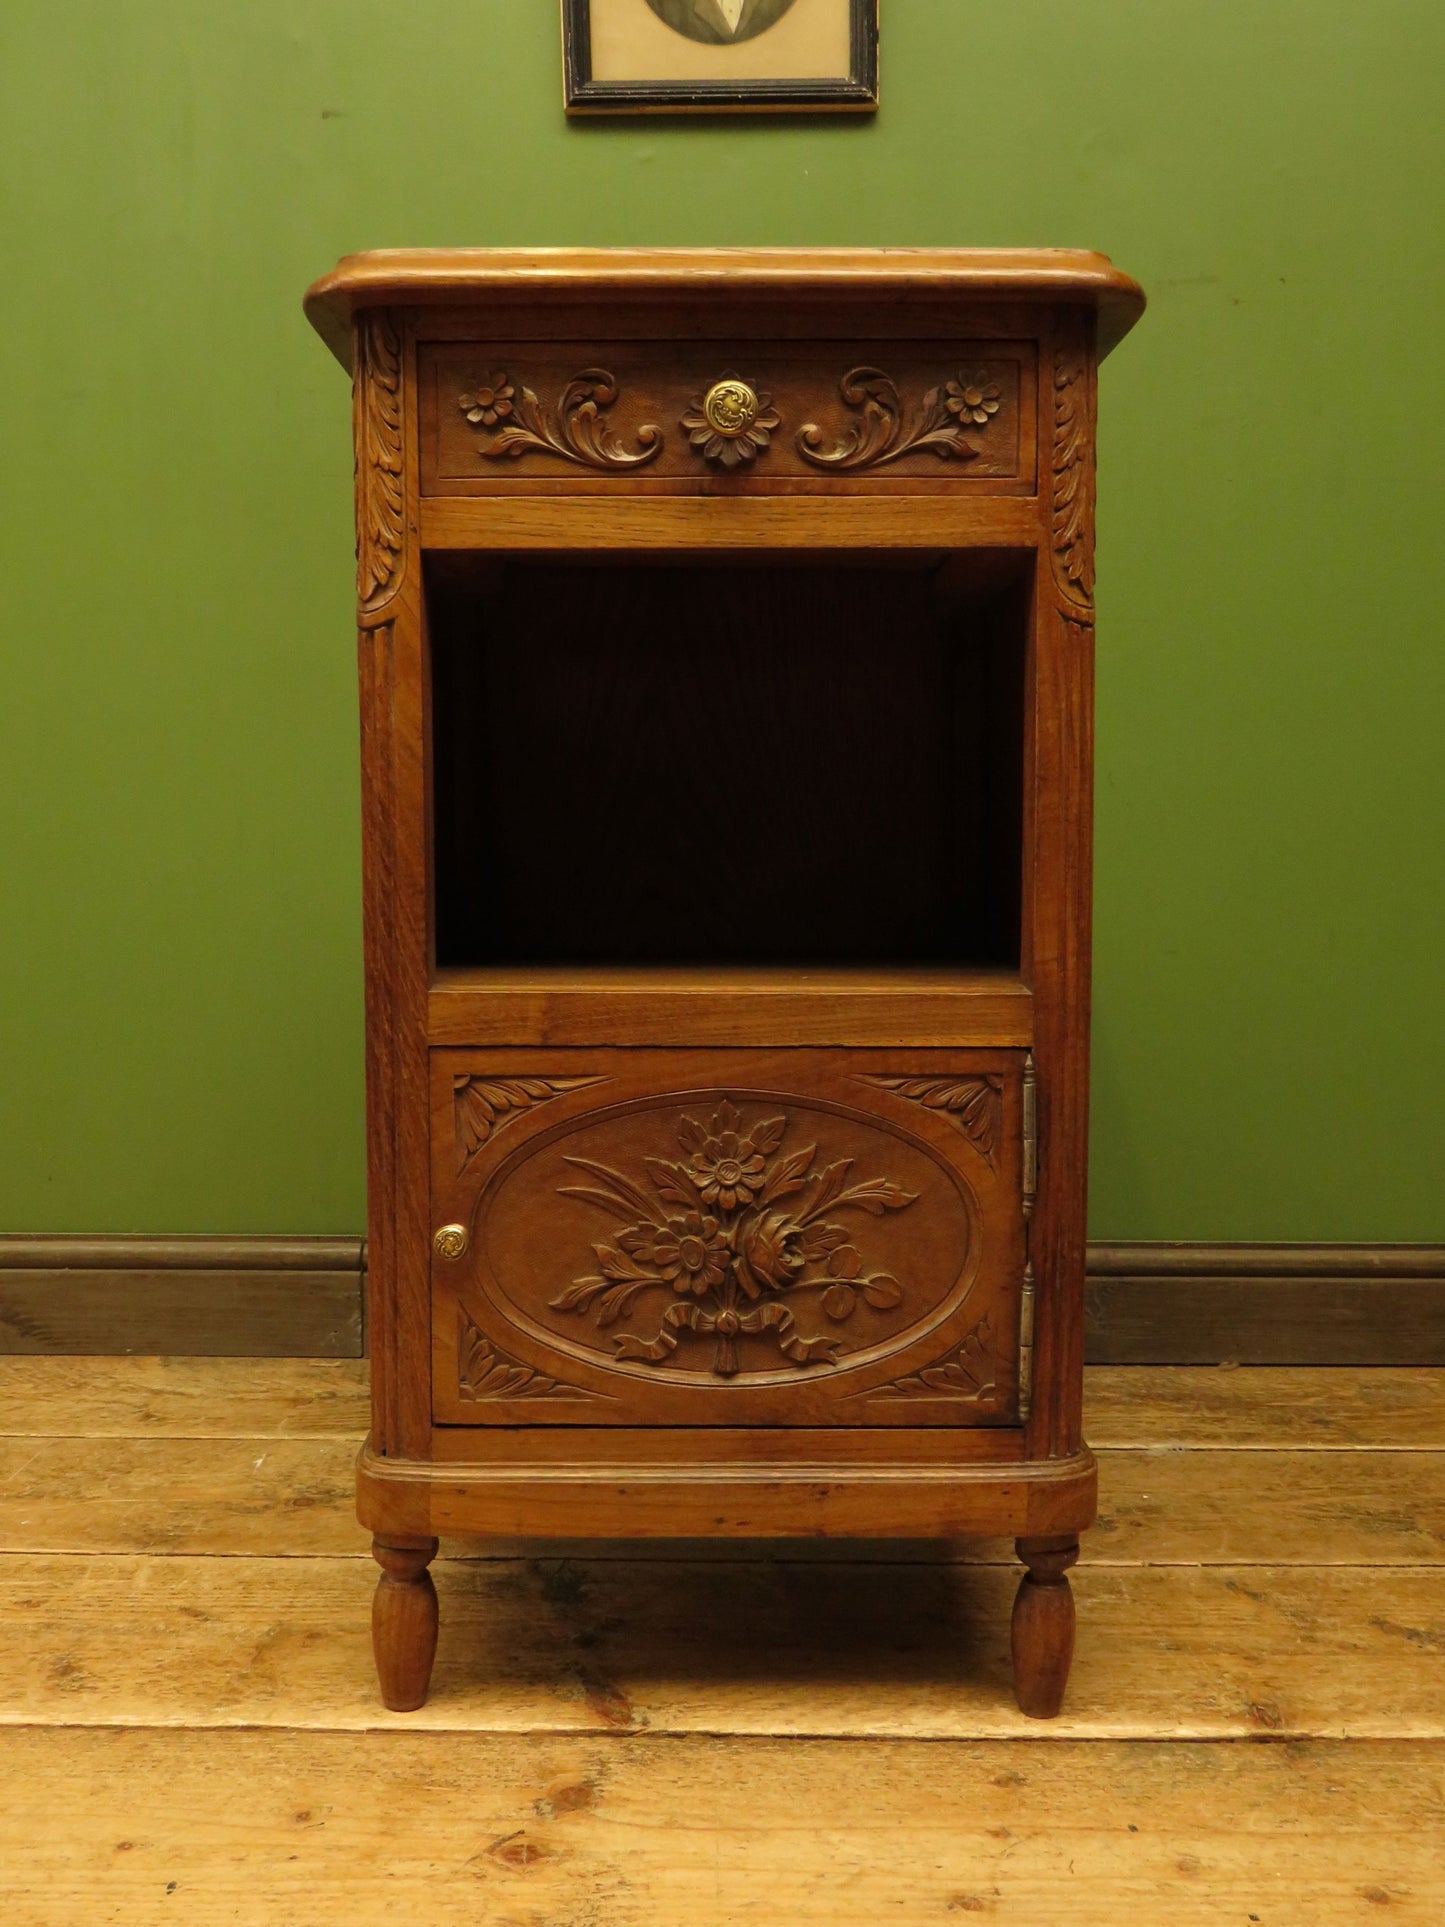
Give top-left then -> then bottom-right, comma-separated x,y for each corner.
433,1223 -> 468,1262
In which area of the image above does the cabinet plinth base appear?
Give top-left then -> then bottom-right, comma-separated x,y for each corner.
357,1437 -> 1096,1540
358,1440 -> 1095,1712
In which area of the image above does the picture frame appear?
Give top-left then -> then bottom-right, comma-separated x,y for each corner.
563,0 -> 878,115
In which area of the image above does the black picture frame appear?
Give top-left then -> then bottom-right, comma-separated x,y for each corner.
563,0 -> 878,115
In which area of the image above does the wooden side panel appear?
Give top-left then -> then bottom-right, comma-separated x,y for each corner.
354,313 -> 432,1458
420,340 -> 1038,494
428,1049 -> 1026,1428
1024,307 -> 1098,1461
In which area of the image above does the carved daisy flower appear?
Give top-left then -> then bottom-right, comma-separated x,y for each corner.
945,374 -> 1002,427
623,1211 -> 731,1297
689,1132 -> 768,1210
681,1100 -> 771,1212
459,374 -> 515,427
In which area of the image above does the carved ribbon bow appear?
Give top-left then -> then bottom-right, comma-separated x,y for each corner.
614,1299 -> 844,1379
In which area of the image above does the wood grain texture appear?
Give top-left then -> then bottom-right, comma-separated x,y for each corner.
5,1436 -> 1441,1567
422,340 -> 1036,494
4,1356 -> 1444,1920
429,968 -> 1034,1048
1086,1364 -> 1445,1449
1087,1246 -> 1445,1364
0,1355 -> 373,1438
427,1049 -> 1025,1428
0,1237 -> 364,1357
329,255 -> 1122,1707
303,248 -> 1147,366
357,1445 -> 1097,1543
6,1729 -> 1440,1927
371,1535 -> 439,1711
1012,1535 -> 1079,1718
3,1552 -> 1443,1737
6,1243 -> 1438,1364
418,490 -> 1040,551
355,318 -> 433,1464
4,1358 -> 1443,1447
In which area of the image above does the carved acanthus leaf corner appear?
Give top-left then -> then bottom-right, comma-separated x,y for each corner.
354,312 -> 405,622
865,1076 -> 1003,1168
864,1313 -> 999,1404
454,1076 -> 604,1175
457,1307 -> 604,1402
1050,319 -> 1096,620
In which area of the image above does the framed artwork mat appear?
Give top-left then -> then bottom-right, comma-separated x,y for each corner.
563,0 -> 878,113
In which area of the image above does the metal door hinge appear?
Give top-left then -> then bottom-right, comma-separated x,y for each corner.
1022,1052 -> 1038,1220
1018,1261 -> 1036,1420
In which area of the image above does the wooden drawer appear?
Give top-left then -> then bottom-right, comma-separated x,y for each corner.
429,1048 -> 1027,1427
419,341 -> 1038,496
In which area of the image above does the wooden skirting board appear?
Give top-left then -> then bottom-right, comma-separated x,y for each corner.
0,1235 -> 1441,1363
1087,1242 -> 1445,1365
0,1237 -> 364,1358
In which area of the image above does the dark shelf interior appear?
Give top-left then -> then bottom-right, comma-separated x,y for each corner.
428,553 -> 1029,971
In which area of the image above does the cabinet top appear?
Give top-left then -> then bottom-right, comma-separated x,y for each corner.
304,246 -> 1144,369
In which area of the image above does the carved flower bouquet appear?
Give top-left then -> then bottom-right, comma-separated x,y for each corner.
550,1098 -> 917,1376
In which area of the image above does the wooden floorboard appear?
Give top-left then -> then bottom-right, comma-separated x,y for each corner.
3,1729 -> 1442,1927
3,1435 -> 1443,1567
4,1355 -> 1443,1446
0,1354 -> 372,1439
3,1357 -> 1444,1923
2,1551 -> 1443,1739
1086,1364 -> 1445,1450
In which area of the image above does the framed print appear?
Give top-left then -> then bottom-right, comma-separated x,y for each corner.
563,0 -> 879,114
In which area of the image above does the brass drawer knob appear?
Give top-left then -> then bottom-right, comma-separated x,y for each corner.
433,1223 -> 469,1262
684,373 -> 780,469
702,377 -> 760,437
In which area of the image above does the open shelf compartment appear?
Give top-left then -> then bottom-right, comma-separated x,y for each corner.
427,549 -> 1033,1005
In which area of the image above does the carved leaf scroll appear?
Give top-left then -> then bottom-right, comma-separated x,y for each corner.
550,1097 -> 917,1379
865,1076 -> 1003,1168
797,366 -> 1002,472
457,1307 -> 603,1402
459,369 -> 663,470
1051,320 -> 1096,617
354,312 -> 405,618
453,1076 -> 603,1176
865,1314 -> 999,1404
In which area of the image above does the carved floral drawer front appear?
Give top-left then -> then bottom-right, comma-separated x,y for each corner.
429,1050 -> 1026,1427
419,343 -> 1037,495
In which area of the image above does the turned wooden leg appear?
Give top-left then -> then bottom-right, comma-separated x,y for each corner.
371,1534 -> 439,1711
1010,1534 -> 1079,1719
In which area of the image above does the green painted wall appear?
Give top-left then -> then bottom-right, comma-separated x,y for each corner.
2,1 -> 1441,1238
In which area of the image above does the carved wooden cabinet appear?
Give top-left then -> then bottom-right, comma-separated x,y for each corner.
304,248 -> 1144,1717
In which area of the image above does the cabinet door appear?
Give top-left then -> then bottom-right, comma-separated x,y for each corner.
430,1049 -> 1026,1427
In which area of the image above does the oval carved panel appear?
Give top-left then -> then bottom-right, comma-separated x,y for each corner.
477,1090 -> 977,1386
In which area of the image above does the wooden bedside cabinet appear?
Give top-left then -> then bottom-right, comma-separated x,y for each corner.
303,248 -> 1144,1718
